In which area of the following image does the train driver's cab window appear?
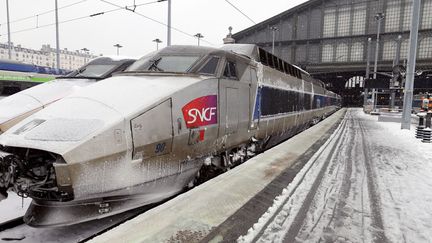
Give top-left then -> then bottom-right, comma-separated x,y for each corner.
222,60 -> 238,80
198,56 -> 220,75
127,55 -> 200,73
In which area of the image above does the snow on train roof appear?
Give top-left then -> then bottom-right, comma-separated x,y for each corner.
148,44 -> 258,59
220,44 -> 259,60
89,55 -> 136,63
156,45 -> 221,56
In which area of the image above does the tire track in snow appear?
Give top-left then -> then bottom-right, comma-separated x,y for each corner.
299,109 -> 358,242
358,116 -> 389,243
354,116 -> 368,243
282,114 -> 350,242
324,110 -> 355,234
237,114 -> 349,243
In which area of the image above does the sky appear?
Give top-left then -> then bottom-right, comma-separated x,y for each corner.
0,0 -> 308,57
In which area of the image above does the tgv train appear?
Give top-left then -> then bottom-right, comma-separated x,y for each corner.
0,44 -> 340,227
0,59 -> 70,95
0,59 -> 69,75
0,56 -> 135,133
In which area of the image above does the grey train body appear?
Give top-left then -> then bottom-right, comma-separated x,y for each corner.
0,44 -> 340,226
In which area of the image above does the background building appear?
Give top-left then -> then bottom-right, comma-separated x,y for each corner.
0,43 -> 97,70
233,0 -> 432,106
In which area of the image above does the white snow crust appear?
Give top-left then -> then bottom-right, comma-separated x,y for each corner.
0,193 -> 31,223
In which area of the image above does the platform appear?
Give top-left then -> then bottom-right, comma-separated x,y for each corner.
90,109 -> 346,243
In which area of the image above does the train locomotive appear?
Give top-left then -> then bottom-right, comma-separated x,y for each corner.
0,44 -> 340,227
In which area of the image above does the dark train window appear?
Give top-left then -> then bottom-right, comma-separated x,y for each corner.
278,59 -> 284,73
273,56 -> 279,70
284,62 -> 289,74
259,49 -> 268,65
198,57 -> 219,75
223,60 -> 238,80
261,87 -> 301,116
260,87 -> 331,117
267,53 -> 274,68
304,93 -> 312,110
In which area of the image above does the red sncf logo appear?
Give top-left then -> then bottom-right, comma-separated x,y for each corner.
182,95 -> 217,128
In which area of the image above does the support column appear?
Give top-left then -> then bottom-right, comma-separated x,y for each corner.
401,0 -> 421,130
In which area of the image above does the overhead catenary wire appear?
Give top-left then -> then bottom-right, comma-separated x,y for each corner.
223,0 -> 256,24
99,0 -> 216,46
0,0 -> 89,25
0,0 -> 162,35
1,0 -> 215,46
1,9 -> 120,35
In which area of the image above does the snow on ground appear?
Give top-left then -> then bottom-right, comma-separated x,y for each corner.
238,108 -> 432,243
0,193 -> 31,222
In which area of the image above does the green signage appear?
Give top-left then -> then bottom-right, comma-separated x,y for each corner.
0,73 -> 55,83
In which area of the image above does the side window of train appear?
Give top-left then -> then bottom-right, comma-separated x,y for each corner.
223,60 -> 238,80
198,56 -> 220,75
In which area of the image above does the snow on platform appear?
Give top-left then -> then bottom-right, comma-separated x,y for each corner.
0,193 -> 31,223
238,108 -> 432,243
90,110 -> 346,243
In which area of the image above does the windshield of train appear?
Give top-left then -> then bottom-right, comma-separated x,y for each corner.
69,64 -> 118,78
126,55 -> 201,73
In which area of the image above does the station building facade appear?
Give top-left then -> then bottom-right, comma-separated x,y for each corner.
233,0 -> 432,106
0,43 -> 96,70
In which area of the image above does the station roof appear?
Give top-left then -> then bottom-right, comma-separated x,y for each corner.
232,0 -> 317,39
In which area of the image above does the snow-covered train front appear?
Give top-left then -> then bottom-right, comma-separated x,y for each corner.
0,44 -> 340,226
0,56 -> 135,134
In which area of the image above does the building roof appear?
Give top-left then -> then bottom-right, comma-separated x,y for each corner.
232,0 -> 318,39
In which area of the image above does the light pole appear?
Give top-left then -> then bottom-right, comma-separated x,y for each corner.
153,38 -> 162,50
113,44 -> 123,56
55,0 -> 60,69
167,0 -> 171,46
364,38 -> 372,107
372,12 -> 384,111
401,0 -> 422,130
194,33 -> 204,46
270,26 -> 279,55
393,35 -> 403,67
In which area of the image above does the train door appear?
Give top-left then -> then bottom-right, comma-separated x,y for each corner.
219,58 -> 251,147
131,99 -> 173,161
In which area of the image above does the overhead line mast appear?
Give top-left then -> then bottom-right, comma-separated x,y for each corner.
55,0 -> 60,69
6,0 -> 12,60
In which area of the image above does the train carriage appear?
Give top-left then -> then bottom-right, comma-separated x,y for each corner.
0,59 -> 69,95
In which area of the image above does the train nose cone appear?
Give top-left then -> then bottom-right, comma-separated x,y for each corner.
0,94 -> 41,117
